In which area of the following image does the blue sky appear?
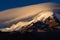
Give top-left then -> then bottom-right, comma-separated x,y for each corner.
0,0 -> 60,11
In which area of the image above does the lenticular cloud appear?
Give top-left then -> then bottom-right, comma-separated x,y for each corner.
0,2 -> 60,32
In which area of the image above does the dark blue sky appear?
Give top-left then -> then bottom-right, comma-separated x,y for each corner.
0,0 -> 60,11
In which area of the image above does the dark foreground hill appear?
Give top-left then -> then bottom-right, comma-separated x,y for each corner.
0,31 -> 60,40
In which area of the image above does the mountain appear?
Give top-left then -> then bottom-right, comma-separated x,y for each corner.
0,2 -> 60,32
